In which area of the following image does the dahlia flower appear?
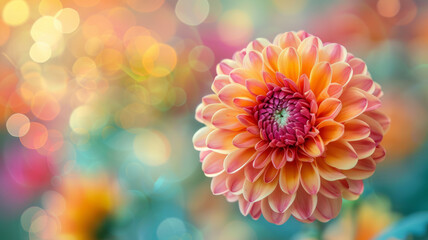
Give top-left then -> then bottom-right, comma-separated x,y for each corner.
193,31 -> 390,224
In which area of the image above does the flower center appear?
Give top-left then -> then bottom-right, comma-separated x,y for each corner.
254,85 -> 313,147
273,108 -> 289,127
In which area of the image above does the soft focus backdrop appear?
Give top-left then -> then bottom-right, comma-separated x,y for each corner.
0,0 -> 427,239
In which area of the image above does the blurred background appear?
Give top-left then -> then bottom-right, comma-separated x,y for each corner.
0,0 -> 427,239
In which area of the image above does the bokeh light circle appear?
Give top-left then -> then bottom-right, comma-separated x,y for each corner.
175,0 -> 210,26
2,0 -> 30,26
21,207 -> 44,232
69,105 -> 108,133
31,16 -> 63,46
217,10 -> 253,46
30,42 -> 52,63
142,43 -> 177,77
6,113 -> 30,137
40,129 -> 64,154
133,129 -> 171,166
377,0 -> 400,18
20,122 -> 48,149
31,91 -> 61,121
188,45 -> 215,72
157,218 -> 187,240
55,8 -> 80,34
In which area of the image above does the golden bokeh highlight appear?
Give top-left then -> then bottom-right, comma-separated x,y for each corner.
188,45 -> 215,72
29,42 -> 52,63
142,43 -> 177,77
31,16 -> 63,46
84,37 -> 104,56
55,8 -> 80,34
133,129 -> 171,166
2,0 -> 30,26
175,0 -> 210,26
69,105 -> 108,133
125,35 -> 158,76
6,113 -> 30,137
31,91 -> 61,121
96,48 -> 124,75
123,26 -> 152,45
20,122 -> 48,149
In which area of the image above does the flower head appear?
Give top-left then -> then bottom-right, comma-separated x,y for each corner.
193,31 -> 390,224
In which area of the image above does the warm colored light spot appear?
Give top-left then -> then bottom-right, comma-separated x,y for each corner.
126,0 -> 164,13
30,42 -> 52,63
72,57 -> 99,89
123,26 -> 152,46
54,8 -> 80,34
84,37 -> 104,56
126,35 -> 158,76
188,45 -> 215,72
39,129 -> 64,154
134,129 -> 171,166
31,16 -> 63,46
377,0 -> 400,18
6,113 -> 30,137
218,10 -> 253,46
143,43 -> 177,77
175,0 -> 209,26
8,91 -> 31,114
31,92 -> 61,121
20,122 -> 48,149
39,0 -> 63,16
2,0 -> 30,26
96,48 -> 123,75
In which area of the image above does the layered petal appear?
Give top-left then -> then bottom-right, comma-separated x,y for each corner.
224,148 -> 256,174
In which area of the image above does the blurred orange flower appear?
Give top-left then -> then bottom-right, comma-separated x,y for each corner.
381,90 -> 427,161
193,31 -> 389,224
324,197 -> 398,240
22,173 -> 122,240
